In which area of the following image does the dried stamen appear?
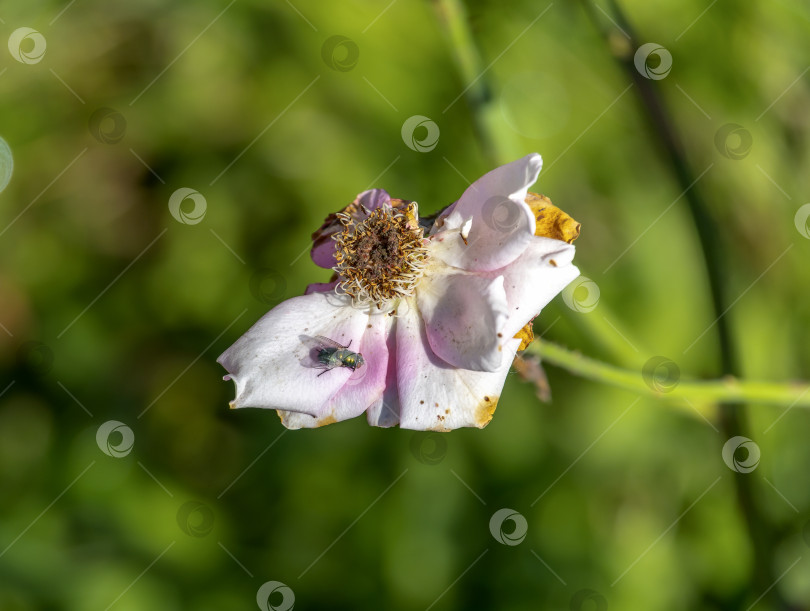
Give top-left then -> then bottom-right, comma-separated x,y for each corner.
333,203 -> 429,308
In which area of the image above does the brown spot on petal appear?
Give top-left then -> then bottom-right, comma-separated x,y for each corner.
525,192 -> 580,243
475,395 -> 499,428
514,320 -> 535,351
549,259 -> 557,267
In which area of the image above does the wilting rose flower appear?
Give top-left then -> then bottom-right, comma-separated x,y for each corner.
217,153 -> 580,430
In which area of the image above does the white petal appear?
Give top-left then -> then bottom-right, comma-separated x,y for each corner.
416,270 -> 508,371
366,322 -> 401,427
395,303 -> 520,431
431,154 -> 542,272
491,238 -> 579,340
278,313 -> 391,428
217,293 -> 370,415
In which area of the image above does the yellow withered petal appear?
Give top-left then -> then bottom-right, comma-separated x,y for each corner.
513,321 -> 535,352
525,192 -> 580,243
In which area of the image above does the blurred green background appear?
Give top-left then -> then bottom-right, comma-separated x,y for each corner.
1,0 -> 809,609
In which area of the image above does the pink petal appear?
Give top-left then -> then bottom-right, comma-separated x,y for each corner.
491,238 -> 580,340
416,271 -> 508,371
305,280 -> 337,295
366,326 -> 401,427
278,313 -> 391,428
395,304 -> 521,431
431,154 -> 541,272
358,188 -> 392,211
311,240 -> 338,269
217,293 -> 369,415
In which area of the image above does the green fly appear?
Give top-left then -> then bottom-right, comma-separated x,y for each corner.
299,335 -> 365,377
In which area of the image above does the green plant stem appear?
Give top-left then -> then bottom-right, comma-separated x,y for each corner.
530,340 -> 810,410
432,0 -> 498,164
584,1 -> 784,605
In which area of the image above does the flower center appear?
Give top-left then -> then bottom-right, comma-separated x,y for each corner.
333,204 -> 429,308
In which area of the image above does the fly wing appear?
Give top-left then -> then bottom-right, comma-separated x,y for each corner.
312,335 -> 348,350
297,334 -> 333,370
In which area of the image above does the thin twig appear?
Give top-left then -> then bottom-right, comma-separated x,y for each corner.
529,341 -> 810,411
581,1 -> 785,604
